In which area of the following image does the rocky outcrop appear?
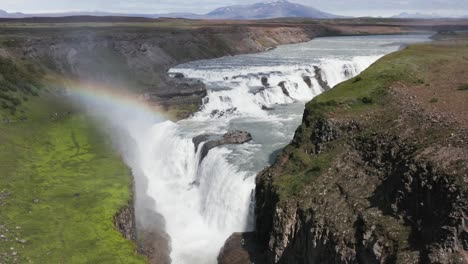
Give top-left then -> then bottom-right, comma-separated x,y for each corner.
0,23 -> 321,263
218,232 -> 266,264
278,81 -> 291,97
303,76 -> 313,88
255,117 -> 468,263
114,185 -> 171,264
0,23 -> 324,119
313,66 -> 331,91
137,209 -> 171,264
115,202 -> 137,242
193,130 -> 253,162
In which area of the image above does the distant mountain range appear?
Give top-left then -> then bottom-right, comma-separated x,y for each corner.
392,12 -> 467,19
0,0 -> 341,20
205,0 -> 339,19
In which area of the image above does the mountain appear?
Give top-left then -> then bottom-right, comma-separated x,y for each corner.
392,12 -> 451,19
0,9 -> 27,18
0,1 -> 340,20
0,10 -> 157,18
206,0 -> 339,19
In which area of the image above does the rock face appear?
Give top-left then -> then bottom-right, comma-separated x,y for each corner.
255,118 -> 468,264
249,39 -> 468,264
278,81 -> 291,97
313,66 -> 331,91
218,233 -> 266,264
223,131 -> 253,145
0,24 -> 320,263
0,23 -> 322,120
303,76 -> 313,88
193,130 -> 253,162
114,203 -> 137,242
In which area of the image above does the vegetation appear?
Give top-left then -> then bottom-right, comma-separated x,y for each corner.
458,83 -> 468,91
0,63 -> 144,262
0,58 -> 42,115
272,40 -> 468,201
165,103 -> 200,121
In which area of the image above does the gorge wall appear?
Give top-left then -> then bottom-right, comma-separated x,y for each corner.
0,20 -> 329,263
248,37 -> 468,264
0,22 -> 330,119
2,18 -> 468,263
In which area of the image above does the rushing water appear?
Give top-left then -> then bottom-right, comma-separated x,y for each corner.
87,35 -> 430,264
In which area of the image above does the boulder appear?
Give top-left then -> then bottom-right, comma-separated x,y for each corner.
218,232 -> 266,264
172,73 -> 185,79
222,130 -> 252,145
313,66 -> 331,90
192,130 -> 253,163
278,81 -> 291,97
302,76 -> 313,88
192,134 -> 211,152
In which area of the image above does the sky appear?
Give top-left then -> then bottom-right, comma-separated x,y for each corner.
0,0 -> 467,17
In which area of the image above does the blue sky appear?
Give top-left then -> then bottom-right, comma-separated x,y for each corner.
0,0 -> 466,17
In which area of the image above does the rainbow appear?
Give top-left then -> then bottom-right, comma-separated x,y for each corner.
52,77 -> 174,121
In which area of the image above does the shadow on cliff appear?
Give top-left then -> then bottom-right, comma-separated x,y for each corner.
218,232 -> 267,264
365,135 -> 465,262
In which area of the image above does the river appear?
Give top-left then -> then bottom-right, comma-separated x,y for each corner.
88,34 -> 431,264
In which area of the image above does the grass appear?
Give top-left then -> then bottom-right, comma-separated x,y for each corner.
274,148 -> 336,200
0,79 -> 144,262
164,103 -> 200,121
458,83 -> 468,91
0,58 -> 42,116
271,42 -> 467,202
259,36 -> 468,263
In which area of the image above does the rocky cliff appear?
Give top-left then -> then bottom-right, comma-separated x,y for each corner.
3,18 -> 468,263
248,35 -> 468,264
2,18 -> 467,121
0,21 -> 329,119
0,20 -> 331,263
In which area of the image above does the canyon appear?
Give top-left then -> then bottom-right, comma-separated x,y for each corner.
0,17 -> 468,263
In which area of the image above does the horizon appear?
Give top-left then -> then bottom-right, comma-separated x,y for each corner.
0,0 -> 467,18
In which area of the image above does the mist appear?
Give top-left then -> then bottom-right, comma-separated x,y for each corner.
68,88 -> 174,262
66,84 -> 254,263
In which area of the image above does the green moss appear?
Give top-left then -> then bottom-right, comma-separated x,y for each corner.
0,96 -> 145,263
274,150 -> 336,200
430,98 -> 439,103
0,57 -> 42,116
166,103 -> 199,121
458,84 -> 468,91
272,42 -> 468,203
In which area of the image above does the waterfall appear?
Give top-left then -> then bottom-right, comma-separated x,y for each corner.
131,121 -> 255,263
142,55 -> 380,263
73,35 -> 430,264
170,55 -> 382,121
77,55 -> 381,263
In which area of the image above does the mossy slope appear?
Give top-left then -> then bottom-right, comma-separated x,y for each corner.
0,61 -> 144,263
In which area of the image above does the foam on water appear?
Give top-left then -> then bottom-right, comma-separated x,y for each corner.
116,35 -> 430,263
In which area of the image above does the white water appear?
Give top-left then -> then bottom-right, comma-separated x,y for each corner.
77,35 -> 431,264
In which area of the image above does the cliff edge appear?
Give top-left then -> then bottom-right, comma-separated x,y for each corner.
251,33 -> 468,264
